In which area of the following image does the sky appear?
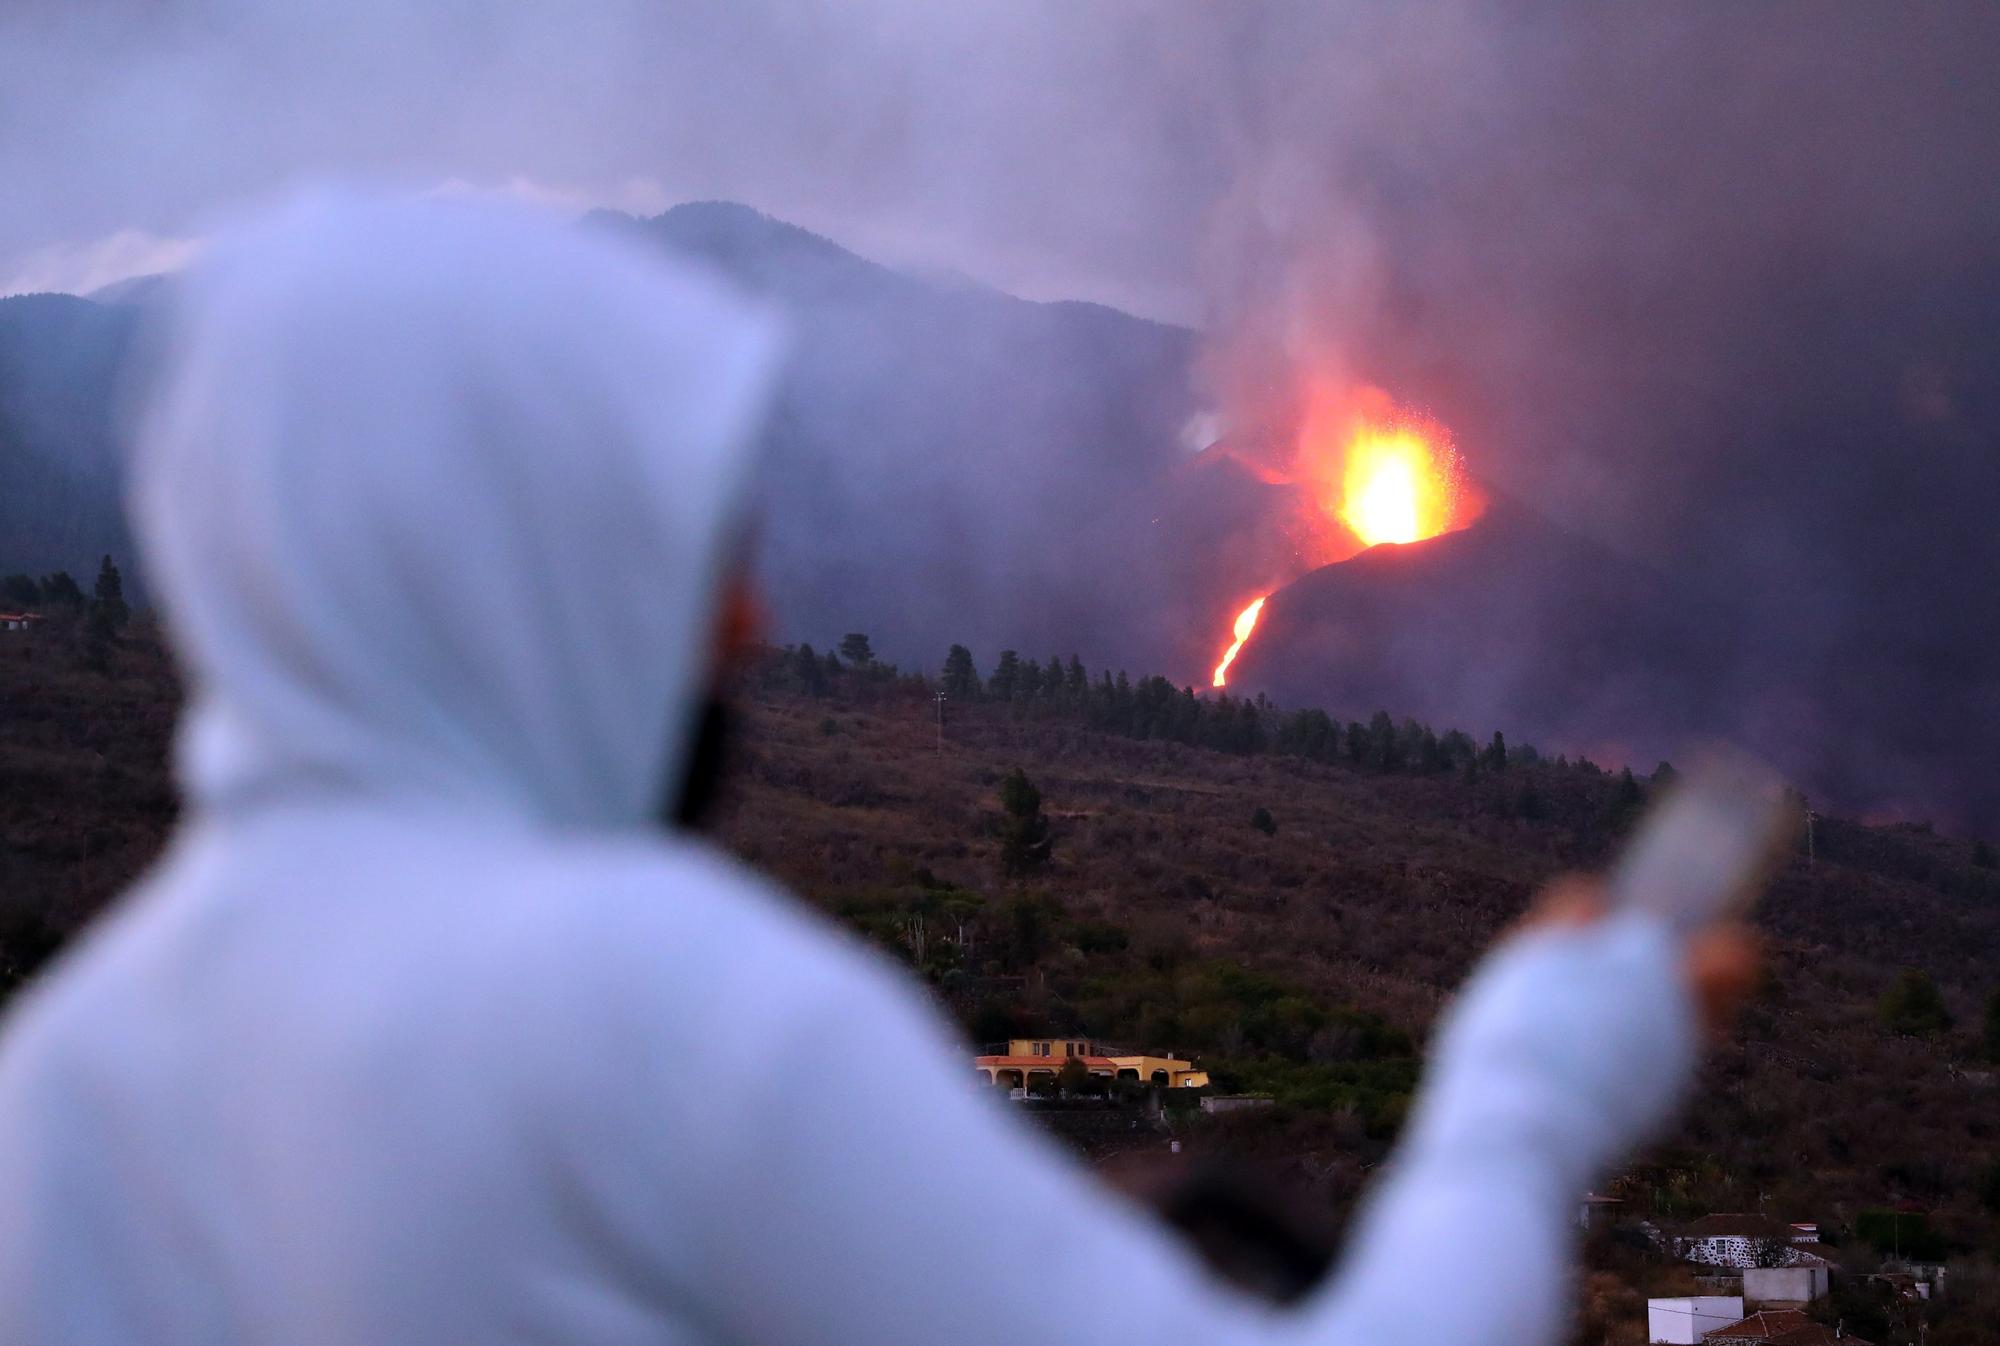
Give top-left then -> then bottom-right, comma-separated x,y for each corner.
1,1 -> 1241,317
8,4 -> 1997,346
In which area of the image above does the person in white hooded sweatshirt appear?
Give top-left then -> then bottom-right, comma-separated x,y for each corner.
0,193 -> 1757,1346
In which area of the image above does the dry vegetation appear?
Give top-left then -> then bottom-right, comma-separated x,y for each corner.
5,624 -> 1999,1340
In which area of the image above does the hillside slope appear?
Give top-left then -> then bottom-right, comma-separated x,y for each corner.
6,621 -> 1998,1299
1228,498 -> 1725,770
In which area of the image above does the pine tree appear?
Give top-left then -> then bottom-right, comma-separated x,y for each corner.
1017,658 -> 1043,700
989,650 -> 1021,700
1238,703 -> 1265,755
791,643 -> 829,696
85,555 -> 129,645
1065,655 -> 1087,696
1440,729 -> 1477,768
0,574 -> 39,608
837,633 -> 874,668
92,555 -> 126,628
1369,711 -> 1400,772
942,645 -> 981,699
39,571 -> 84,607
998,768 -> 1052,876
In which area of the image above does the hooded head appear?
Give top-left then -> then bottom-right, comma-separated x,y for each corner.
130,191 -> 781,832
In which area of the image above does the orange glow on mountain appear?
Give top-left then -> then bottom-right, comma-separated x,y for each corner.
1211,595 -> 1266,687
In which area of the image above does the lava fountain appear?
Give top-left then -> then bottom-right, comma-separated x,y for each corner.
1339,424 -> 1460,546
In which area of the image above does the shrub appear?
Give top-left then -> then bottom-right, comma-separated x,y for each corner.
1879,969 -> 1953,1038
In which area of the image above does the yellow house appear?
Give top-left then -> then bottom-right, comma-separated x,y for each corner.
973,1038 -> 1208,1090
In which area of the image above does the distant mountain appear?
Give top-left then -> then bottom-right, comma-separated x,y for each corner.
595,202 -> 1202,672
0,293 -> 139,588
1227,498 -> 1726,768
1,204 -> 1203,673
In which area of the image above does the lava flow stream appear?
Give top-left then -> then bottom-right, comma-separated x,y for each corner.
1211,596 -> 1267,688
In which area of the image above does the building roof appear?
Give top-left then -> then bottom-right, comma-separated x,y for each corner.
1768,1326 -> 1868,1346
975,1055 -> 1121,1071
1681,1213 -> 1798,1241
1703,1309 -> 1869,1346
1706,1308 -> 1812,1339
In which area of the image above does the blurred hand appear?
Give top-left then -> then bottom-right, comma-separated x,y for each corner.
1519,876 -> 1759,1040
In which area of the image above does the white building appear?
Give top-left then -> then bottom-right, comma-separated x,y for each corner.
1743,1261 -> 1829,1304
1647,1295 -> 1744,1344
1675,1214 -> 1819,1270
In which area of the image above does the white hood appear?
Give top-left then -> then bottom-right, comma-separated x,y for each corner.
132,191 -> 779,830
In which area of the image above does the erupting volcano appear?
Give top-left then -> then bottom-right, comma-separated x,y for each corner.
1208,389 -> 1477,687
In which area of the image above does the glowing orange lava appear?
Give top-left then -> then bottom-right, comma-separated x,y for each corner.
1339,425 -> 1458,546
1211,595 -> 1266,688
1298,386 -> 1470,552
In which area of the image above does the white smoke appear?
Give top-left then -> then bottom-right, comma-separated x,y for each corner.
0,229 -> 201,299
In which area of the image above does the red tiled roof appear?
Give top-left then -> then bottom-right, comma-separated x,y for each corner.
1703,1309 -> 1868,1346
1706,1310 -> 1813,1340
1769,1327 -> 1868,1346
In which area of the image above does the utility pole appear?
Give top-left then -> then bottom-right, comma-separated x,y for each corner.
933,691 -> 947,752
1806,808 -> 1817,864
